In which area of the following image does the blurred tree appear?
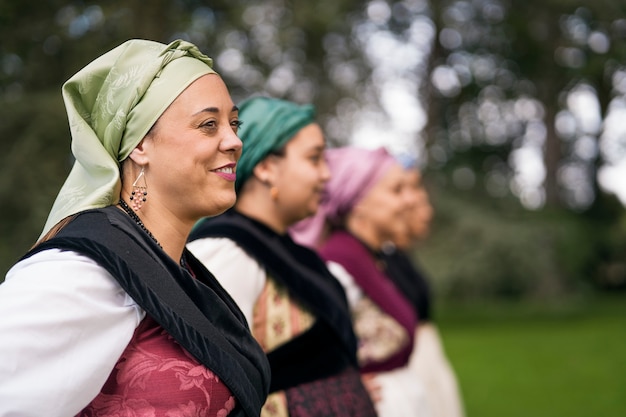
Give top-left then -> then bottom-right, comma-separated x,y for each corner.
420,0 -> 626,293
425,0 -> 626,211
0,0 -> 624,295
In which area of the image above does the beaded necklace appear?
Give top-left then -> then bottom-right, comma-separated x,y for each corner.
118,198 -> 162,249
118,198 -> 190,270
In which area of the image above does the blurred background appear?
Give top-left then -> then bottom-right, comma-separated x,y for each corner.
1,0 -> 624,415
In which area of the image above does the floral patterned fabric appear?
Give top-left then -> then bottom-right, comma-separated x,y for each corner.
252,276 -> 316,352
285,367 -> 376,417
78,316 -> 236,417
352,296 -> 410,367
252,277 -> 315,417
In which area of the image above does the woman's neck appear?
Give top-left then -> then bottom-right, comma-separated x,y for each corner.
346,217 -> 383,251
118,200 -> 190,263
235,194 -> 288,235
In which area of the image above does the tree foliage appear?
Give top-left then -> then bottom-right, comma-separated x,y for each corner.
0,0 -> 624,295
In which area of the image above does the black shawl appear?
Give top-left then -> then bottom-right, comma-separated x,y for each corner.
23,207 -> 270,417
189,209 -> 358,392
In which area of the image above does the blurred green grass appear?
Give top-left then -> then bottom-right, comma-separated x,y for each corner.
436,294 -> 626,417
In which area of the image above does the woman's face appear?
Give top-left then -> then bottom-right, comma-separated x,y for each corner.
354,163 -> 411,246
268,123 -> 330,226
408,186 -> 433,241
404,170 -> 433,241
136,74 -> 242,222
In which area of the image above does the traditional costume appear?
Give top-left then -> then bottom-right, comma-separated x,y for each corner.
0,39 -> 270,417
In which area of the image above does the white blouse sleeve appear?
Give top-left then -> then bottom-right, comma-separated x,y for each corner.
326,260 -> 363,309
0,249 -> 144,417
187,237 -> 266,328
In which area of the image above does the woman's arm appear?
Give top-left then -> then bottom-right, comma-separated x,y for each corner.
187,237 -> 266,327
0,249 -> 144,417
326,260 -> 363,309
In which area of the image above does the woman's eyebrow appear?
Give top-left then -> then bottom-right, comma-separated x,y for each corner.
193,105 -> 239,116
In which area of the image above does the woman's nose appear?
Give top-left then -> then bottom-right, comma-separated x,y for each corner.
223,128 -> 243,153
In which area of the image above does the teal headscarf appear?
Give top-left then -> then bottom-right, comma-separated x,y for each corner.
235,96 -> 316,193
41,39 -> 216,238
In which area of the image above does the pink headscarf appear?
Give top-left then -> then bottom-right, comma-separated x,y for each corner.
291,146 -> 398,248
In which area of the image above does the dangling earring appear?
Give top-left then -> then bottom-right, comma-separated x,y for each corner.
130,167 -> 147,211
270,186 -> 279,201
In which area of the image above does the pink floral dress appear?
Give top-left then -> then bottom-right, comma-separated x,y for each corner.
78,316 -> 236,417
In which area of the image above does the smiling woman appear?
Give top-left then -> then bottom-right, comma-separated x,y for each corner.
129,76 -> 243,229
0,39 -> 270,417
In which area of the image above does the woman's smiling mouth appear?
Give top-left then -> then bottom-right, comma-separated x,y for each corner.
212,164 -> 237,181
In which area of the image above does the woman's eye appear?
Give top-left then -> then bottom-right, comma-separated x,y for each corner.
231,120 -> 243,131
202,120 -> 217,129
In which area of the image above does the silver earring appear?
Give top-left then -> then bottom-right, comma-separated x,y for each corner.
130,167 -> 147,210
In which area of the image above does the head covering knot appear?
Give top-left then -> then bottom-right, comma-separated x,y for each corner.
290,146 -> 398,248
235,96 -> 315,193
40,39 -> 216,238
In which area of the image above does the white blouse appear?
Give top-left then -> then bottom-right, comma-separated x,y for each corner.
187,237 -> 266,327
0,249 -> 144,417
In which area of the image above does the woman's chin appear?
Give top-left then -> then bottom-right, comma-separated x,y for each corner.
201,196 -> 237,218
303,205 -> 320,220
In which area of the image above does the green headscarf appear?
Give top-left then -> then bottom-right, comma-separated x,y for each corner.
235,96 -> 316,193
40,39 -> 216,238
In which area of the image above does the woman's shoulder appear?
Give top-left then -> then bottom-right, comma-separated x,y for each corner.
188,236 -> 261,268
187,237 -> 266,327
187,236 -> 266,288
5,248 -> 131,289
321,230 -> 370,261
9,248 -> 99,273
4,248 -> 141,314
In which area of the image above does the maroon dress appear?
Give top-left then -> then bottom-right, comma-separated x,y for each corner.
78,316 -> 236,417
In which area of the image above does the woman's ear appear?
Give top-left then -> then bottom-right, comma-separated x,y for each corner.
252,157 -> 278,185
128,139 -> 149,166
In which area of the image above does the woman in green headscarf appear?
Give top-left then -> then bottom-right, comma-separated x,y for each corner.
188,97 -> 377,417
0,39 -> 269,417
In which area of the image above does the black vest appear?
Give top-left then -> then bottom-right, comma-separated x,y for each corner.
24,207 -> 270,417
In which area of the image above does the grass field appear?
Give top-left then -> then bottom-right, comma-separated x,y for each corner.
436,294 -> 626,417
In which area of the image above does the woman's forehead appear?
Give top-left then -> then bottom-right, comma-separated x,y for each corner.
173,74 -> 234,111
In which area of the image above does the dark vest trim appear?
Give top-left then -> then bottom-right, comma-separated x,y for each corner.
24,208 -> 270,417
